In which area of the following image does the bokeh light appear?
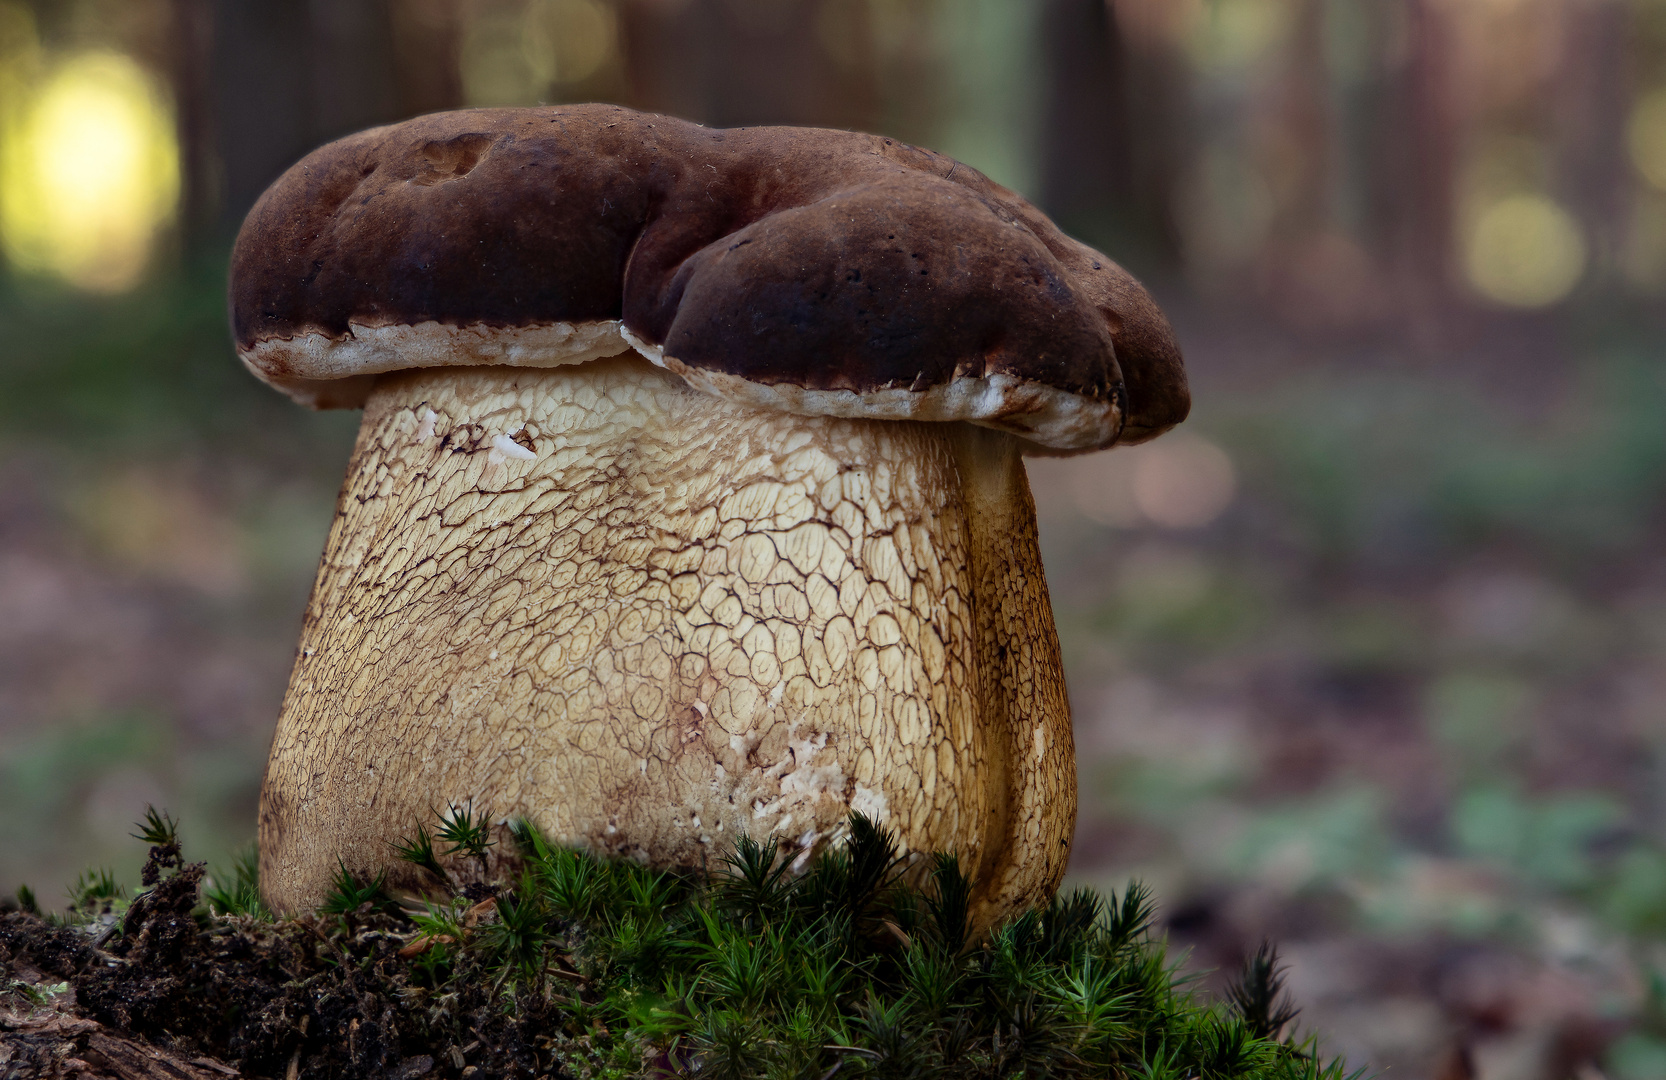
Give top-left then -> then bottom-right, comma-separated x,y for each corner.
1068,451 -> 1142,528
523,0 -> 618,87
1464,194 -> 1586,308
0,50 -> 179,293
461,0 -> 619,106
1063,433 -> 1238,530
1628,87 -> 1666,191
1185,0 -> 1291,75
1131,434 -> 1238,529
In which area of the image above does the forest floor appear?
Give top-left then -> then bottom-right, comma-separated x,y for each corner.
6,278 -> 1666,1080
1,812 -> 1346,1080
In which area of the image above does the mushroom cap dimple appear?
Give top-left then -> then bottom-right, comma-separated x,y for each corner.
230,104 -> 1188,451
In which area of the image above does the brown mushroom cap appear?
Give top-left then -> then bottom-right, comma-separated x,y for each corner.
231,104 -> 1187,451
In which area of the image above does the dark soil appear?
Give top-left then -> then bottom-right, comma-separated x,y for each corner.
2,814 -> 1342,1080
0,844 -> 585,1079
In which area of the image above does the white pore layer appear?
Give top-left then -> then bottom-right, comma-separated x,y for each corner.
622,328 -> 1121,452
240,320 -> 633,408
241,320 -> 1120,451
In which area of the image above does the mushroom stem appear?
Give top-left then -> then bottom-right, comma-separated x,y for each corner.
259,357 -> 1074,921
946,425 -> 1077,926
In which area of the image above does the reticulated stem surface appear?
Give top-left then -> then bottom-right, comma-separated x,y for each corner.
260,358 -> 1074,922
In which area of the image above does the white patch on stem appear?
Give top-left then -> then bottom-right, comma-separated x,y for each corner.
850,784 -> 890,824
491,434 -> 536,460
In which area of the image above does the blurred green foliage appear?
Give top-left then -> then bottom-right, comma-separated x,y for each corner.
0,263 -> 355,903
1220,354 -> 1666,568
1056,329 -> 1666,1075
0,713 -> 170,898
0,261 -> 357,455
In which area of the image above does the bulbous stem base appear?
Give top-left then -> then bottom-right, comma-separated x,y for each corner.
259,357 -> 1075,925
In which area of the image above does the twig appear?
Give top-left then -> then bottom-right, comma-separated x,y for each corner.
823,1045 -> 880,1058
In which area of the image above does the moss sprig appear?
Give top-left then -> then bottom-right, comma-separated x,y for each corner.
7,811 -> 1361,1080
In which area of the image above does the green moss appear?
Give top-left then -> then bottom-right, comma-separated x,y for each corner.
382,811 -> 1351,1077
4,811 -> 1359,1079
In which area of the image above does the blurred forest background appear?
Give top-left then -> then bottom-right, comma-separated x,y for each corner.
4,0 -> 1666,1076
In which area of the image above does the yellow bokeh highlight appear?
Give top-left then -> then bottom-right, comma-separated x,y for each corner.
461,0 -> 619,107
0,0 -> 37,67
1187,0 -> 1291,75
523,0 -> 617,86
1628,88 -> 1666,192
1464,194 -> 1586,308
0,50 -> 179,292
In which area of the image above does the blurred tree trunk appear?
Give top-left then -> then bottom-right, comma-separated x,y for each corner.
618,0 -> 877,131
1372,0 -> 1456,325
1555,0 -> 1629,283
209,0 -> 315,236
208,0 -> 451,238
388,0 -> 464,119
166,0 -> 218,250
1274,0 -> 1331,241
1039,0 -> 1129,216
307,0 -> 398,140
1039,0 -> 1180,274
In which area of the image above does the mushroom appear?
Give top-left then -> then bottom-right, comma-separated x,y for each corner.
232,105 -> 1188,925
